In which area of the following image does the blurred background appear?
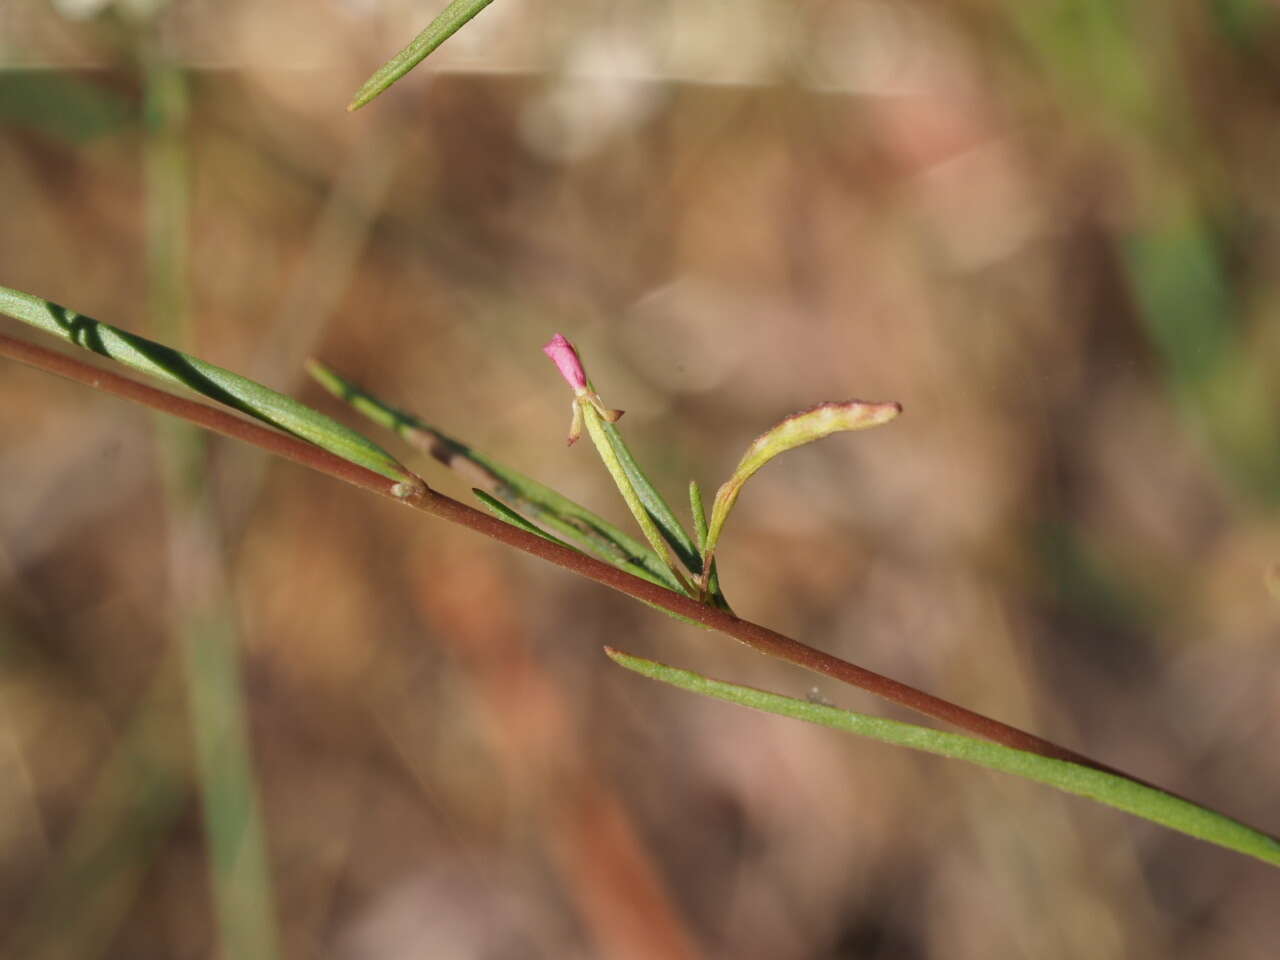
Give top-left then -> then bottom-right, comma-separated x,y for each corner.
2,1 -> 1279,957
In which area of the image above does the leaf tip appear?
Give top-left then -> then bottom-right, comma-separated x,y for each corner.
603,646 -> 644,672
828,398 -> 902,422
870,400 -> 903,425
796,398 -> 903,432
346,83 -> 377,112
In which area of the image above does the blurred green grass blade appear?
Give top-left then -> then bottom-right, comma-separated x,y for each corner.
142,53 -> 281,960
598,418 -> 703,577
1009,0 -> 1151,128
307,359 -> 682,591
703,401 -> 901,567
348,0 -> 497,110
0,71 -> 132,142
1208,0 -> 1275,50
180,603 -> 282,960
1125,212 -> 1280,502
141,52 -> 282,960
0,285 -> 420,488
606,649 -> 1280,869
1126,215 -> 1232,391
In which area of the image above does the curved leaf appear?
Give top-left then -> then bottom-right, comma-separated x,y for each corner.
703,400 -> 901,567
606,648 -> 1280,868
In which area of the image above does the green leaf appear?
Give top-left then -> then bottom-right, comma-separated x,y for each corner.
689,479 -> 729,610
0,285 -> 421,489
703,400 -> 901,568
597,417 -> 704,577
581,405 -> 696,594
472,488 -> 574,548
605,648 -> 1280,868
307,359 -> 683,591
348,0 -> 497,111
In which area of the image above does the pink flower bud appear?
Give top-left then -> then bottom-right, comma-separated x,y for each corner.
542,334 -> 588,393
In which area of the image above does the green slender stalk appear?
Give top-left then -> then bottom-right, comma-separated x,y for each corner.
605,649 -> 1280,867
4,327 -> 1277,868
144,62 -> 186,346
0,327 -> 1157,765
348,0 -> 497,110
174,590 -> 281,960
144,56 -> 281,960
0,328 -> 1171,763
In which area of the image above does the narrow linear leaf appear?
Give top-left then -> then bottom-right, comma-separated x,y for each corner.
582,403 -> 694,594
308,359 -> 683,591
348,0 -> 497,111
0,285 -> 421,488
606,648 -> 1280,869
703,400 -> 901,566
472,488 -> 575,548
598,417 -> 703,576
689,479 -> 729,610
689,480 -> 708,553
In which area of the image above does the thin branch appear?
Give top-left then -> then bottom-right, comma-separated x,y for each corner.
0,330 -> 1130,776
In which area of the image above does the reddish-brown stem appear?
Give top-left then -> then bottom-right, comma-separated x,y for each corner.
0,330 -> 1130,778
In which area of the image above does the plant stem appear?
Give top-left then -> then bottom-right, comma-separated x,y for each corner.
0,331 -> 1159,779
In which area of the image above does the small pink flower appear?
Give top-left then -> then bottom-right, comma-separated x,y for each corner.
542,333 -> 623,445
542,334 -> 588,394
